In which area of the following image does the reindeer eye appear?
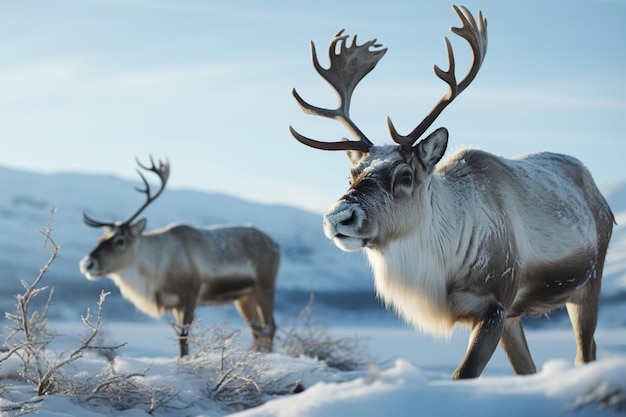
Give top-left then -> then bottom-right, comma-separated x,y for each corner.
397,168 -> 413,186
112,235 -> 126,249
393,167 -> 414,195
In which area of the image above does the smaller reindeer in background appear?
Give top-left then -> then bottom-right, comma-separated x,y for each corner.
79,157 -> 280,357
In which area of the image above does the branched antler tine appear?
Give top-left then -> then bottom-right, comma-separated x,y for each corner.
82,211 -> 115,228
310,34 -> 373,143
388,5 -> 487,150
451,5 -> 488,94
292,88 -> 338,119
134,169 -> 150,194
290,29 -> 387,152
289,126 -> 372,153
135,155 -> 170,185
124,157 -> 170,224
81,157 -> 169,229
434,37 -> 457,97
135,154 -> 156,176
388,36 -> 457,149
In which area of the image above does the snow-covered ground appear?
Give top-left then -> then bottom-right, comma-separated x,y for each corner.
2,320 -> 626,416
1,166 -> 626,416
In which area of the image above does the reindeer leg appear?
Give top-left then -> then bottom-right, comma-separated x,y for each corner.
453,302 -> 505,379
255,285 -> 276,352
234,294 -> 263,350
175,301 -> 195,358
255,304 -> 276,353
499,319 -> 536,374
566,276 -> 601,364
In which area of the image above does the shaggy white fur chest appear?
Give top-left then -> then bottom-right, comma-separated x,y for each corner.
366,238 -> 454,337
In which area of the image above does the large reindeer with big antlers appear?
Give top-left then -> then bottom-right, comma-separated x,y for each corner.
290,5 -> 614,378
79,158 -> 280,357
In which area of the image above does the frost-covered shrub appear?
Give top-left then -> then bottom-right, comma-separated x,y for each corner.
280,295 -> 373,371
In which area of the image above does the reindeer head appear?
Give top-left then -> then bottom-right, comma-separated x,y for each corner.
290,5 -> 487,251
79,157 -> 169,278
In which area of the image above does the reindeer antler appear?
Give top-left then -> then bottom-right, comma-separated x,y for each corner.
387,5 -> 488,150
290,6 -> 487,154
290,29 -> 387,152
125,156 -> 169,224
82,156 -> 170,228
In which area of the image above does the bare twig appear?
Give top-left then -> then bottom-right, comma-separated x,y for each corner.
2,208 -> 59,384
1,211 -> 141,411
36,291 -> 110,395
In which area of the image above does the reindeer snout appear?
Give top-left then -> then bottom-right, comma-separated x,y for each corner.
323,200 -> 372,252
79,256 -> 100,279
324,201 -> 355,235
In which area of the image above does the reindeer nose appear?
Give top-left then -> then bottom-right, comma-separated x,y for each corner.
339,208 -> 357,226
322,199 -> 371,252
79,256 -> 97,274
324,200 -> 363,236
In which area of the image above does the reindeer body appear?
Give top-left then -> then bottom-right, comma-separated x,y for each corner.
94,224 -> 277,317
323,141 -> 613,379
81,222 -> 280,356
290,7 -> 614,378
364,147 -> 611,348
359,148 -> 612,335
80,158 -> 280,357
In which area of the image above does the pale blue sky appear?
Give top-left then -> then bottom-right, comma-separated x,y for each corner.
1,0 -> 624,213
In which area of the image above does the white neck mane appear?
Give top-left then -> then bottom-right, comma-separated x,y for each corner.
108,268 -> 164,318
365,177 -> 464,336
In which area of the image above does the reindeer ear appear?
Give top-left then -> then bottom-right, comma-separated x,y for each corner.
414,127 -> 448,173
130,218 -> 147,235
346,149 -> 365,165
